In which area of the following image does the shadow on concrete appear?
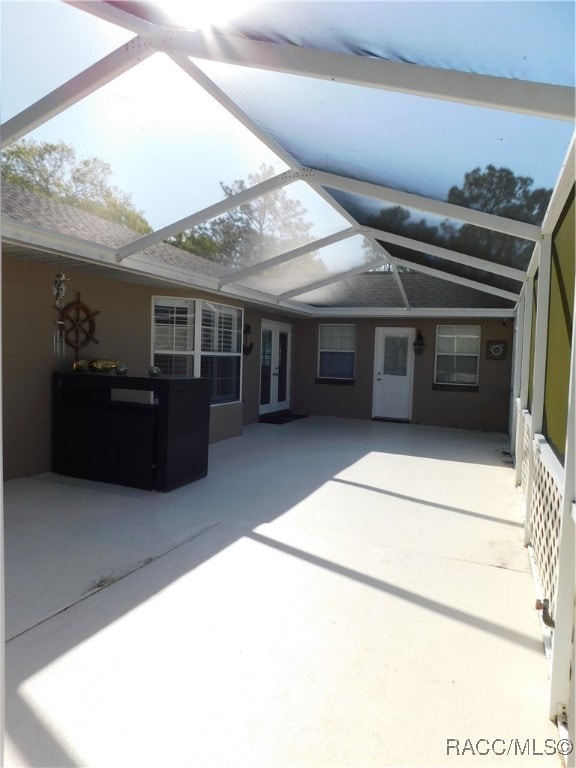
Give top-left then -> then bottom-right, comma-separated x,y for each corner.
4,417 -> 520,765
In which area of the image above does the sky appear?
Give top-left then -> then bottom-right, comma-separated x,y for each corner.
1,0 -> 574,244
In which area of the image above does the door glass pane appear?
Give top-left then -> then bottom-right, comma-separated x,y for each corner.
384,337 -> 408,376
278,332 -> 288,402
260,329 -> 272,405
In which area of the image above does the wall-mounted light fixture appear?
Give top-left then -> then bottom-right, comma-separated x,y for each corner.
243,323 -> 254,356
413,329 -> 425,354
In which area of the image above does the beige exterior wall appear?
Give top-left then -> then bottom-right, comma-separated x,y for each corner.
291,317 -> 515,432
1,257 -> 249,480
2,255 -> 515,480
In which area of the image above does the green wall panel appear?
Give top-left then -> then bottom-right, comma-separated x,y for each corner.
543,192 -> 575,463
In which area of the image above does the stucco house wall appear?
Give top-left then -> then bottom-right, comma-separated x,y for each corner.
2,255 -> 514,482
291,317 -> 515,432
1,257 -> 250,480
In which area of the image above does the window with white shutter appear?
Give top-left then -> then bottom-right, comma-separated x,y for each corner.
318,324 -> 356,380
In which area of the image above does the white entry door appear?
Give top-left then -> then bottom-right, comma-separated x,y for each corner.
372,328 -> 415,420
260,321 -> 292,414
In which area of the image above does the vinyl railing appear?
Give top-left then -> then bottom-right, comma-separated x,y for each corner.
516,405 -> 564,623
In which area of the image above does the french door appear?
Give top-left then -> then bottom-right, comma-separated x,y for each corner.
260,321 -> 292,414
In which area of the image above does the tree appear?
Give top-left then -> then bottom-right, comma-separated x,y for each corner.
1,138 -> 152,234
442,165 -> 551,270
364,166 -> 551,272
447,165 -> 551,224
169,164 -> 327,283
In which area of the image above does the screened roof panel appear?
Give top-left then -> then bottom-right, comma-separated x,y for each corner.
21,53 -> 288,231
222,1 -> 575,87
398,273 -> 516,310
383,243 -> 523,295
291,272 -> 405,308
235,234 -> 373,295
199,181 -> 352,273
329,190 -> 534,270
194,60 -> 573,224
1,1 -> 134,121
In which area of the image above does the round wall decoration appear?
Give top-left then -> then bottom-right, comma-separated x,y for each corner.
487,340 -> 507,360
59,292 -> 100,352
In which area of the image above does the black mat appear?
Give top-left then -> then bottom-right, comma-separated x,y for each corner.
259,411 -> 309,425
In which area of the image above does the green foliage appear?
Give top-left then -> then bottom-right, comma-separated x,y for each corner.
1,138 -> 152,234
447,165 -> 551,223
366,166 -> 551,273
168,164 -> 326,282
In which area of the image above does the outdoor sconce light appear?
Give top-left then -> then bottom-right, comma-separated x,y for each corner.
243,323 -> 254,356
413,330 -> 425,354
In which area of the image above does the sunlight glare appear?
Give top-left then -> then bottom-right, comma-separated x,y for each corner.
162,0 -> 259,30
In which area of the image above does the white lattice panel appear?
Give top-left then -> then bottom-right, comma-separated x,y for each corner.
521,411 -> 532,498
529,442 -> 563,619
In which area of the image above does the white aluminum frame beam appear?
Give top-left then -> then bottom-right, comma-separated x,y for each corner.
68,3 -> 574,120
363,226 -> 527,282
530,235 -> 553,435
389,255 -> 520,302
541,134 -> 576,236
144,27 -> 574,121
170,54 -> 298,171
390,263 -> 411,310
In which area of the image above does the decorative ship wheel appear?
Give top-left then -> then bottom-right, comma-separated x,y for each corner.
59,292 -> 100,354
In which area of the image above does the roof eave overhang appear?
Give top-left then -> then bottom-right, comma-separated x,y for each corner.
2,217 -> 517,319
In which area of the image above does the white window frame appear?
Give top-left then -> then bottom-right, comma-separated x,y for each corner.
434,324 -> 481,386
152,296 -> 243,405
317,324 -> 357,380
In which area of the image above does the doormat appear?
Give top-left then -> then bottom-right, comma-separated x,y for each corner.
259,411 -> 309,425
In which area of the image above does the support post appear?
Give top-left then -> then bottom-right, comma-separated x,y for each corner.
511,295 -> 525,471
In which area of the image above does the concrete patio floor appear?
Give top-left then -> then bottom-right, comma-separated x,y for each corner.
3,417 -> 562,767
